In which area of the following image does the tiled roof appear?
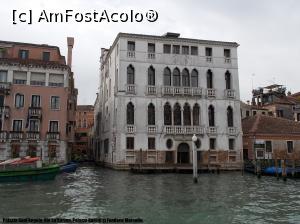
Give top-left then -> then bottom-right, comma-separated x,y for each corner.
242,114 -> 300,135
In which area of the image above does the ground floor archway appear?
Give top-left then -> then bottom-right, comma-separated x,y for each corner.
177,143 -> 190,164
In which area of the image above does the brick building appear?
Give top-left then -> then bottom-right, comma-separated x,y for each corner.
73,105 -> 94,161
0,38 -> 77,164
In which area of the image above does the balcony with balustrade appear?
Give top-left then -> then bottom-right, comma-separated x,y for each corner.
125,84 -> 136,94
146,85 -> 157,95
46,132 -> 60,141
125,125 -> 136,134
28,107 -> 42,119
207,126 -> 217,135
163,125 -> 205,135
127,51 -> 135,58
26,131 -> 40,140
207,88 -> 216,98
0,131 -> 7,141
147,125 -> 157,134
0,106 -> 10,118
224,58 -> 231,63
227,127 -> 237,136
9,131 -> 24,140
0,82 -> 11,95
147,53 -> 155,59
162,86 -> 203,97
225,89 -> 235,98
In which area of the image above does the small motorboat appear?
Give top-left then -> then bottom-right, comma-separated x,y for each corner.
60,162 -> 78,173
263,166 -> 292,175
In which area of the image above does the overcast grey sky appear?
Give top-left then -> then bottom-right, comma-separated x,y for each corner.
1,0 -> 300,105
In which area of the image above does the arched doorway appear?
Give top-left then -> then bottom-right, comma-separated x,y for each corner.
177,143 -> 190,164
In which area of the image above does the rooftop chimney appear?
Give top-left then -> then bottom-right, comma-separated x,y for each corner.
67,37 -> 74,68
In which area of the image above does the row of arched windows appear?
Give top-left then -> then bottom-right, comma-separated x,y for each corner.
127,65 -> 232,89
126,102 -> 234,127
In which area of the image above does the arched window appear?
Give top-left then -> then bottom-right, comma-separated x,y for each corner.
193,104 -> 200,125
183,103 -> 191,125
164,103 -> 172,125
126,102 -> 134,125
225,71 -> 231,89
227,106 -> 234,127
182,68 -> 190,87
148,103 -> 155,125
191,69 -> 198,87
173,68 -> 181,87
174,103 -> 181,125
148,66 -> 155,86
207,69 -> 213,88
208,105 -> 215,126
163,67 -> 171,86
127,65 -> 135,84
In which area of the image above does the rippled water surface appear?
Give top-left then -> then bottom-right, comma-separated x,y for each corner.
1,166 -> 300,224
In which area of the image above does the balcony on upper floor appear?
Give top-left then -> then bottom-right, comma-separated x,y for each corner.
206,126 -> 217,135
147,53 -> 155,60
224,57 -> 231,64
0,131 -> 7,141
227,127 -> 237,136
147,125 -> 157,134
146,85 -> 157,95
225,89 -> 235,99
162,86 -> 203,97
46,132 -> 60,141
9,131 -> 24,140
28,107 -> 42,119
125,125 -> 136,134
125,84 -> 136,95
163,125 -> 205,135
26,131 -> 40,140
207,88 -> 216,98
0,106 -> 10,118
127,51 -> 135,58
0,82 -> 11,95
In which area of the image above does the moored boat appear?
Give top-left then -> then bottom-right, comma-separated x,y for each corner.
0,164 -> 60,182
60,162 -> 78,173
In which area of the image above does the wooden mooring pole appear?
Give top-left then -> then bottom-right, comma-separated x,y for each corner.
282,159 -> 287,181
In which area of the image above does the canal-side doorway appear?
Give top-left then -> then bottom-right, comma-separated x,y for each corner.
177,143 -> 190,164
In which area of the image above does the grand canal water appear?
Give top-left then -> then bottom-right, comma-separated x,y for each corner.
1,165 -> 300,224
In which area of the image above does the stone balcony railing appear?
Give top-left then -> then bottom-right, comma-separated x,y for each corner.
148,53 -> 155,59
146,85 -> 157,95
46,132 -> 60,141
225,89 -> 235,98
28,107 -> 42,119
125,84 -> 136,94
126,125 -> 136,134
207,88 -> 216,98
26,131 -> 40,140
147,125 -> 157,134
206,57 -> 212,62
228,127 -> 237,135
162,86 -> 203,97
127,51 -> 135,58
0,106 -> 10,118
164,125 -> 205,135
9,131 -> 24,140
0,131 -> 7,141
207,126 -> 217,135
224,58 -> 231,63
0,82 -> 11,95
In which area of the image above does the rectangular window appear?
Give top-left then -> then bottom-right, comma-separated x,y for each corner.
287,141 -> 294,153
276,110 -> 284,117
42,52 -> 50,61
19,50 -> 29,59
0,70 -> 7,82
29,119 -> 39,132
172,45 -> 180,54
224,49 -> 231,58
148,43 -> 155,53
30,72 -> 46,86
246,110 -> 250,117
0,95 -> 4,107
191,46 -> 198,55
49,121 -> 58,132
31,95 -> 41,107
13,120 -> 22,131
148,138 -> 155,150
0,48 -> 6,58
127,41 -> 135,51
13,71 -> 27,84
205,47 -> 212,56
209,138 -> 216,150
182,46 -> 189,55
49,74 -> 64,87
104,139 -> 109,154
15,94 -> 24,108
51,96 -> 60,110
253,111 -> 257,116
126,137 -> 134,150
265,141 -> 272,153
163,44 -> 171,54
229,139 -> 235,150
